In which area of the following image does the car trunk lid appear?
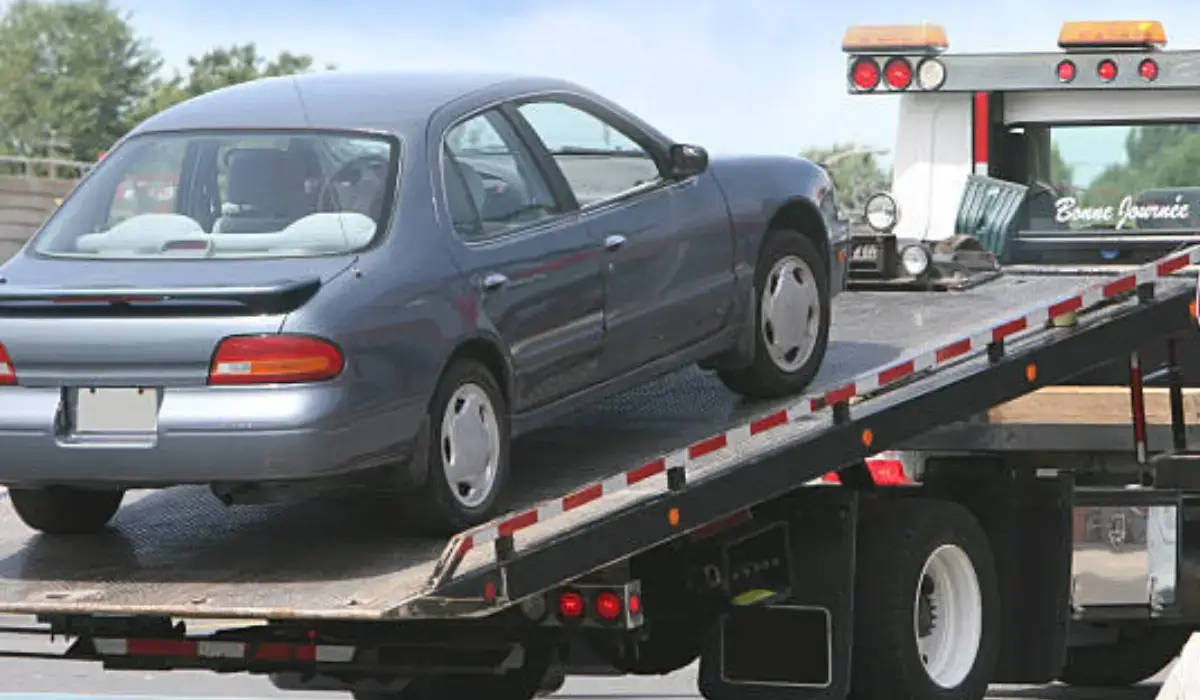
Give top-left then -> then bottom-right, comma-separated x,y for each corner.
0,256 -> 351,387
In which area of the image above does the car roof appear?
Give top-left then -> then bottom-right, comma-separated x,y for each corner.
127,71 -> 591,139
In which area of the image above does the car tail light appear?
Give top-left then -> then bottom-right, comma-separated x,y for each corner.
558,591 -> 585,620
208,335 -> 344,385
0,343 -> 15,385
1057,59 -> 1076,83
850,57 -> 880,91
1097,58 -> 1118,82
883,58 -> 913,89
594,592 -> 624,622
1139,58 -> 1159,81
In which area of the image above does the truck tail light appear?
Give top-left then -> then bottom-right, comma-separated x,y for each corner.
0,343 -> 15,385
1057,59 -> 1077,82
208,335 -> 344,385
594,591 -> 624,621
558,591 -> 585,620
1139,58 -> 1159,81
883,57 -> 913,89
850,57 -> 881,91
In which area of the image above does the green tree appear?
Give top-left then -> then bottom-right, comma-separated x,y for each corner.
1049,142 -> 1074,188
129,43 -> 326,127
800,141 -> 891,216
0,0 -> 160,161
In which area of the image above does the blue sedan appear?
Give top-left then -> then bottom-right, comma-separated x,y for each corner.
0,71 -> 847,535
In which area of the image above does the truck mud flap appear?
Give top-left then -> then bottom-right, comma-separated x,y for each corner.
698,488 -> 858,700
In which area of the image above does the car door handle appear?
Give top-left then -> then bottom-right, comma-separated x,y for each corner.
481,272 -> 508,291
604,234 -> 626,251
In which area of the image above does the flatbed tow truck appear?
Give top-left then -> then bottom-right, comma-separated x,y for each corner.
4,18 -> 1200,700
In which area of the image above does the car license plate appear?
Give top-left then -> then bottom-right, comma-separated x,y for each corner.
852,244 -> 879,262
73,387 -> 160,434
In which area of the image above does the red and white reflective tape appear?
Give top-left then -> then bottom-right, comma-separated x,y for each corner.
92,637 -> 356,663
443,244 -> 1200,563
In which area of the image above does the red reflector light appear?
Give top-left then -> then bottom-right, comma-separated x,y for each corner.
1097,59 -> 1118,82
850,58 -> 880,90
1139,58 -> 1159,81
1057,59 -> 1076,82
558,591 -> 585,619
883,58 -> 912,89
0,342 -> 15,385
628,593 -> 642,615
208,335 -> 344,385
594,592 -> 623,621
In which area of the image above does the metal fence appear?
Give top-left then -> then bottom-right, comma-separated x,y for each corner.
0,154 -> 92,180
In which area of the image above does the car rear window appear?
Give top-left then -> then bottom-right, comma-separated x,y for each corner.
31,130 -> 399,259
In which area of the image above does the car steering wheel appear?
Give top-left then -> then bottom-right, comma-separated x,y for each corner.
317,154 -> 390,217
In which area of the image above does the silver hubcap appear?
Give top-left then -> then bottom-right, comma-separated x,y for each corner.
914,544 -> 983,689
440,383 -> 501,509
760,255 -> 821,372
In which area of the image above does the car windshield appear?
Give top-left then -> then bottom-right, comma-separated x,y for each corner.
31,130 -> 399,259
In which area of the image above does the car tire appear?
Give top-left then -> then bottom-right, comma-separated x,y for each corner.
7,486 -> 124,535
848,497 -> 1000,700
402,358 -> 510,535
716,229 -> 830,400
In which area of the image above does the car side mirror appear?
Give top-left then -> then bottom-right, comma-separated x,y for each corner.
667,143 -> 709,179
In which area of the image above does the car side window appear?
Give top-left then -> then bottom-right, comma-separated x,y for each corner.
443,109 -> 560,241
516,101 -> 661,207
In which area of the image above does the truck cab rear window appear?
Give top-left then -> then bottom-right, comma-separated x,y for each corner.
999,122 -> 1200,264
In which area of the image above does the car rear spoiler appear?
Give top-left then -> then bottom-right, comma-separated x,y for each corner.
0,277 -> 322,315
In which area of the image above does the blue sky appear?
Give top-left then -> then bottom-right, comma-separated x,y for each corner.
95,0 -> 1200,167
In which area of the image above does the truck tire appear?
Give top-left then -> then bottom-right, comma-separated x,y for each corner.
1059,627 -> 1188,687
7,486 -> 124,535
717,230 -> 830,400
849,497 -> 1000,700
401,358 -> 510,535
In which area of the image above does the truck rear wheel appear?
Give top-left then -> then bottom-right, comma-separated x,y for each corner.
849,498 -> 1000,700
1059,627 -> 1188,687
7,486 -> 124,535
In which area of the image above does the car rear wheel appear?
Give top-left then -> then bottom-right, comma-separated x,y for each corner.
402,358 -> 510,534
7,486 -> 124,535
717,229 -> 830,400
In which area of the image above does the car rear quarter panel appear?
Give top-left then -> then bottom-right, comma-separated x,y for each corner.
279,162 -> 506,457
707,156 -> 845,288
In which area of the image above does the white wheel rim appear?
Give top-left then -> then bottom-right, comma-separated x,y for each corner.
440,383 -> 501,509
760,255 -> 821,372
913,544 -> 983,689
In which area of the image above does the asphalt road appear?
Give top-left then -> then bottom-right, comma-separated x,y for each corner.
0,615 -> 1173,700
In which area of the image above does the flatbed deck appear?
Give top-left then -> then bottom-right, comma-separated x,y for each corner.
0,265 -> 1195,621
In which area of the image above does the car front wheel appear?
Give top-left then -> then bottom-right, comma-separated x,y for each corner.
717,229 -> 831,400
403,358 -> 510,535
7,486 -> 124,535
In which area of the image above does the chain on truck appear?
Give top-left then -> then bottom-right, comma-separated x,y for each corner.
4,17 -> 1200,700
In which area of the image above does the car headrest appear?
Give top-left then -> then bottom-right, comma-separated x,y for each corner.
225,148 -> 306,215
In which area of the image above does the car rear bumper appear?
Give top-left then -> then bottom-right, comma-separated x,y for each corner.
0,383 -> 419,488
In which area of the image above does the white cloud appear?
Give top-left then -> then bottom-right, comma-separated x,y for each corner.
115,0 -> 1200,158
